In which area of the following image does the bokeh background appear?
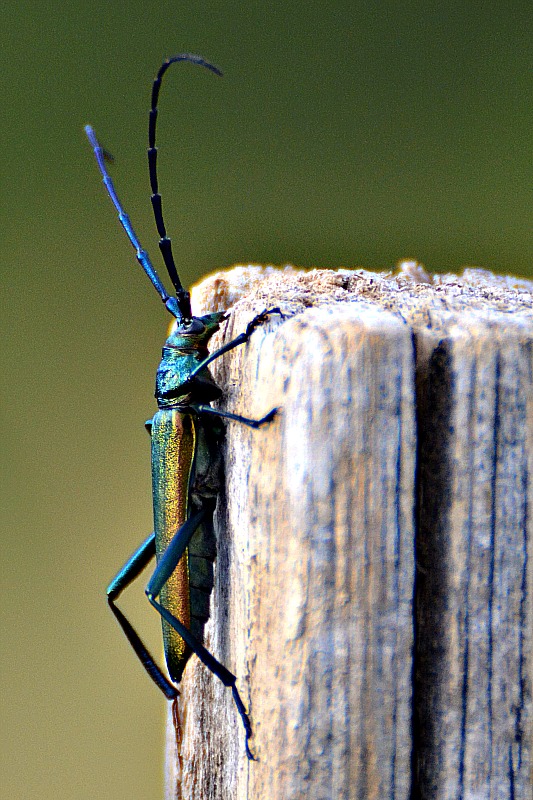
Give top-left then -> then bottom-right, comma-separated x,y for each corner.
2,2 -> 531,798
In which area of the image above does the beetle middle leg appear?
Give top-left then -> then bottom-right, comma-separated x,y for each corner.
192,402 -> 278,428
106,532 -> 178,699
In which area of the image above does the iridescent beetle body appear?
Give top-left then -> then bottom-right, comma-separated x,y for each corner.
85,54 -> 279,759
150,315 -> 224,681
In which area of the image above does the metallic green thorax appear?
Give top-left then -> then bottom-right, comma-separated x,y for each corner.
152,312 -> 225,682
156,313 -> 226,408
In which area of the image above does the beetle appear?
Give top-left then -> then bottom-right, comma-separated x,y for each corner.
85,53 -> 279,759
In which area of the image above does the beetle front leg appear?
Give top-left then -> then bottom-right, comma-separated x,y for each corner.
186,307 -> 283,380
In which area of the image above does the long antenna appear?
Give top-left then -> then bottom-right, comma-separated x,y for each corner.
148,54 -> 222,321
85,123 -> 181,319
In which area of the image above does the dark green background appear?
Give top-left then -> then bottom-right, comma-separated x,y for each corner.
2,1 -> 531,798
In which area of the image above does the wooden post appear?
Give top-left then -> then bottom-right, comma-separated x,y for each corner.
165,265 -> 533,800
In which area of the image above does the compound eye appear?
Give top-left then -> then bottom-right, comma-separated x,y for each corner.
181,318 -> 205,335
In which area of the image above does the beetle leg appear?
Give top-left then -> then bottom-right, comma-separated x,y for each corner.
146,507 -> 256,760
147,509 -> 205,595
107,532 -> 156,601
193,402 -> 277,428
106,533 -> 178,699
186,307 -> 283,380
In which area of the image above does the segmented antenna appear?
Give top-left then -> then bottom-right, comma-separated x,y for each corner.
149,54 -> 222,322
85,123 -> 181,319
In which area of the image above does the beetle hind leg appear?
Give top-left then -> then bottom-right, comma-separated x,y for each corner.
146,592 -> 255,759
146,506 -> 256,759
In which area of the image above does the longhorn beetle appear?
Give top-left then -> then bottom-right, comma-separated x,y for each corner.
85,53 -> 279,760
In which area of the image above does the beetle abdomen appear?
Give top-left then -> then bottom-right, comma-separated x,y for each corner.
151,409 -> 196,682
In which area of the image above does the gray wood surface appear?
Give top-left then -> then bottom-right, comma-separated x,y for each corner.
165,265 -> 533,800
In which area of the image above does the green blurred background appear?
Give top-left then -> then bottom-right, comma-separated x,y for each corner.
1,1 -> 531,798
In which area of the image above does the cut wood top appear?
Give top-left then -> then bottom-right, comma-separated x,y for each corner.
192,262 -> 532,322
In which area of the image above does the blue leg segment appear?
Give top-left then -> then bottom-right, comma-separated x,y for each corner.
146,507 -> 256,759
106,532 -> 177,700
146,509 -> 205,597
187,308 -> 283,379
107,531 -> 156,600
193,403 -> 277,429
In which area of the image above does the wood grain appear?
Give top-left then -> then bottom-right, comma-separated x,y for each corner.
164,265 -> 532,800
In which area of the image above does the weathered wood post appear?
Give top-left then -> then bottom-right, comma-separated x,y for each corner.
165,265 -> 532,800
